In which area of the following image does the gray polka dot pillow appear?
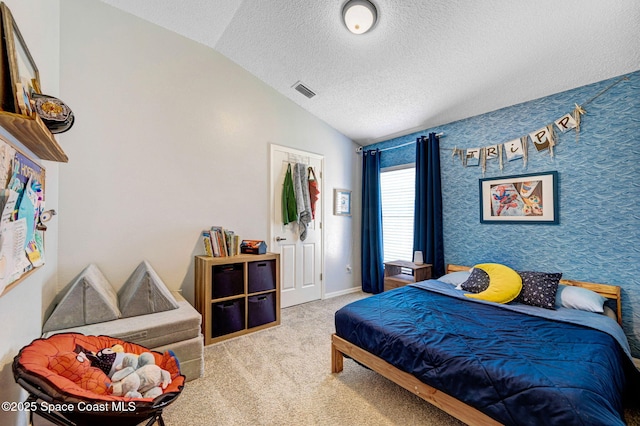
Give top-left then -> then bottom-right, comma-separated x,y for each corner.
459,268 -> 490,293
514,271 -> 562,309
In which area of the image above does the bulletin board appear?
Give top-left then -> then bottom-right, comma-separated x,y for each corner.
0,133 -> 46,297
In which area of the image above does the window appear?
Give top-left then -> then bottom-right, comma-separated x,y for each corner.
380,166 -> 415,263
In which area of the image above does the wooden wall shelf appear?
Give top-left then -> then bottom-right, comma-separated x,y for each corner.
0,111 -> 68,162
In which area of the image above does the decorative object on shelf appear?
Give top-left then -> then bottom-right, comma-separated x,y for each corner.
32,93 -> 75,134
0,2 -> 41,115
333,188 -> 351,216
479,171 -> 558,224
240,240 -> 267,255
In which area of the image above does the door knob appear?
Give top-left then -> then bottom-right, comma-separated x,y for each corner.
276,236 -> 287,241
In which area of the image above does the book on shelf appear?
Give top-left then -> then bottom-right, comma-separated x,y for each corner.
211,226 -> 227,256
224,230 -> 236,256
201,230 -> 213,257
209,226 -> 221,257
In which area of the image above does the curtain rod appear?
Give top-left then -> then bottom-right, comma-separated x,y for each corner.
356,133 -> 445,154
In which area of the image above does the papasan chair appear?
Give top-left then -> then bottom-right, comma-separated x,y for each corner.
13,332 -> 185,426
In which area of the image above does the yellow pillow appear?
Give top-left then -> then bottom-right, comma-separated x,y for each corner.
465,263 -> 522,304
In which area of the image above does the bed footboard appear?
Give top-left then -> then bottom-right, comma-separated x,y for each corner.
331,334 -> 501,426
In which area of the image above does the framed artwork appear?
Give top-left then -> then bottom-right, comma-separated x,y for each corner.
479,171 -> 558,224
333,189 -> 351,216
0,2 -> 41,114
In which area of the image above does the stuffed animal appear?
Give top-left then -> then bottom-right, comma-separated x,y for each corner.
111,351 -> 155,381
48,351 -> 111,395
109,352 -> 172,398
81,344 -> 140,378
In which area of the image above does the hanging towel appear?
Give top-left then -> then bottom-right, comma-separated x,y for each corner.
308,167 -> 320,219
293,163 -> 311,240
282,163 -> 297,225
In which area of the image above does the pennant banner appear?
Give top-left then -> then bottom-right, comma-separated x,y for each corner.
460,105 -> 585,171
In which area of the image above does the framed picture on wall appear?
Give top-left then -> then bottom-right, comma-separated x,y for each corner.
0,2 -> 41,114
479,171 -> 558,224
333,189 -> 351,216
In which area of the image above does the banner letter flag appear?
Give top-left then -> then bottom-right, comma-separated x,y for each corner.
555,113 -> 577,132
504,139 -> 523,161
485,145 -> 499,160
466,148 -> 480,166
529,127 -> 551,152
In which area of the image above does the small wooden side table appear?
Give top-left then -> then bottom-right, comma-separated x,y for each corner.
383,260 -> 432,291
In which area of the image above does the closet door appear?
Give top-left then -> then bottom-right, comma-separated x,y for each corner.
269,144 -> 323,308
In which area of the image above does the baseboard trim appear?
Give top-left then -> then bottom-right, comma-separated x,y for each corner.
324,287 -> 363,299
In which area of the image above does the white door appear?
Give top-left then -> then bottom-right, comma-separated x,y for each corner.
270,144 -> 323,308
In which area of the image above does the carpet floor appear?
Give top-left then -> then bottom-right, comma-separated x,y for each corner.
163,291 -> 640,426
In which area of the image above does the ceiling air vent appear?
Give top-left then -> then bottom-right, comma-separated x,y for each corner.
292,81 -> 316,99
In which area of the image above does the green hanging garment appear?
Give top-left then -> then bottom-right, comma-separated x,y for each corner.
282,163 -> 298,225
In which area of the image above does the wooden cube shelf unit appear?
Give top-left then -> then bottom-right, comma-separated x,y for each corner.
383,260 -> 432,291
195,253 -> 280,345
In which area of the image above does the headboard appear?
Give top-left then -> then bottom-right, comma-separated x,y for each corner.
446,264 -> 622,325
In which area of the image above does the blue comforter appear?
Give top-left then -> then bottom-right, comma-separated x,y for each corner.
334,280 -> 639,425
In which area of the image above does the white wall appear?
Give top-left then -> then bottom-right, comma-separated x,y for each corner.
58,0 -> 360,301
0,2 -> 60,425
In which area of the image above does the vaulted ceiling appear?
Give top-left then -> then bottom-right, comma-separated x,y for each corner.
99,0 -> 640,145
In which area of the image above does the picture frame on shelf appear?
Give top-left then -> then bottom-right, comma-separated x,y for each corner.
333,188 -> 352,216
0,2 -> 41,114
479,171 -> 558,224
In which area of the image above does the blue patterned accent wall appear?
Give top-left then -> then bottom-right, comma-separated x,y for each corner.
367,70 -> 640,355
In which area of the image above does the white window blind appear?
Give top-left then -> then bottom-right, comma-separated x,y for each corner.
380,166 -> 415,263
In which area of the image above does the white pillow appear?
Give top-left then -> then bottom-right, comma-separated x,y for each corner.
438,271 -> 471,287
555,284 -> 606,313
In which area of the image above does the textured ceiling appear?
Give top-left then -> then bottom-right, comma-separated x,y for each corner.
100,0 -> 640,145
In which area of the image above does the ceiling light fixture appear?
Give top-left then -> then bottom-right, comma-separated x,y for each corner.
342,0 -> 377,35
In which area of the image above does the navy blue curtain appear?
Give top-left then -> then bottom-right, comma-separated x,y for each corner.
361,149 -> 384,294
413,134 -> 445,278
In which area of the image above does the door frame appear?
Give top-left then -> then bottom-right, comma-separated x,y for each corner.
269,143 -> 325,304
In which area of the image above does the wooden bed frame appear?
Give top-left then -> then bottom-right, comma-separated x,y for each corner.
331,264 -> 623,426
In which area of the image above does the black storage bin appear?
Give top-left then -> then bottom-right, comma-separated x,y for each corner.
247,293 -> 276,328
212,299 -> 245,337
212,263 -> 244,298
247,260 -> 276,293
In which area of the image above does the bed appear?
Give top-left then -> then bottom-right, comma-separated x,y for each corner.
332,264 -> 639,426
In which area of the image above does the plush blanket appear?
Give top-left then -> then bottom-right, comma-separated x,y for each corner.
335,280 -> 639,425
